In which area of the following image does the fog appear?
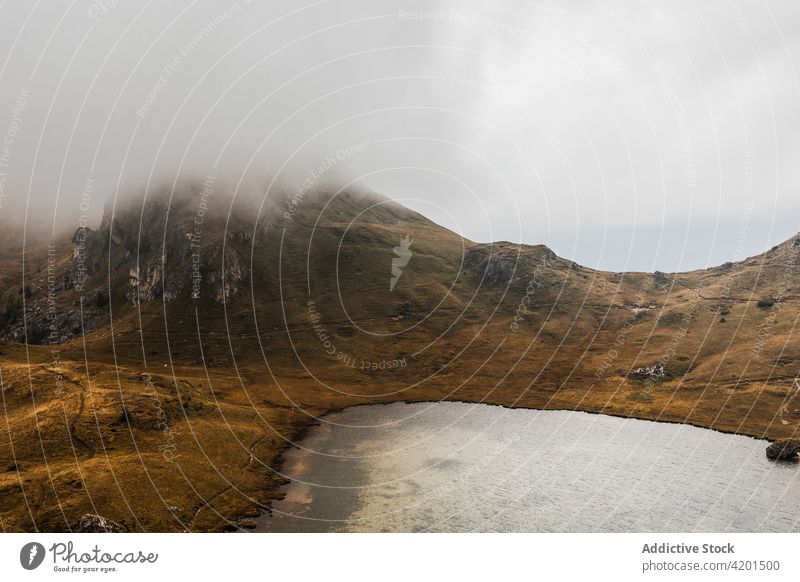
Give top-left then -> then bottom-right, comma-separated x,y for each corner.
0,0 -> 798,271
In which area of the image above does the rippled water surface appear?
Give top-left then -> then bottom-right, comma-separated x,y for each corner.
257,402 -> 800,532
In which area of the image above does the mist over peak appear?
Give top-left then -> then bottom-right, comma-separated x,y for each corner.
0,0 -> 798,272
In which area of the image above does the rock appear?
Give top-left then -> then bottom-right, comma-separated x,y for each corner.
765,439 -> 800,461
241,506 -> 262,518
652,271 -> 671,283
463,248 -> 518,285
628,364 -> 666,379
238,518 -> 258,529
76,513 -> 125,533
229,231 -> 252,244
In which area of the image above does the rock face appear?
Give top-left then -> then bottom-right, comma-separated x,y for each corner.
464,244 -> 558,286
66,185 -> 255,307
77,514 -> 125,532
0,185 -> 255,343
765,439 -> 800,461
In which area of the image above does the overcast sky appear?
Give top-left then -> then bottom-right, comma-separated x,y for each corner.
0,0 -> 797,272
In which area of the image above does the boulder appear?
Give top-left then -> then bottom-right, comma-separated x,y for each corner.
765,439 -> 800,461
628,364 -> 666,379
76,514 -> 125,533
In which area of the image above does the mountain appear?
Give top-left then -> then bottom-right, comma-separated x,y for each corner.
0,183 -> 798,531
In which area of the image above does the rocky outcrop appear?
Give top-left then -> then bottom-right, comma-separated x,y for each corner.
628,364 -> 666,379
765,439 -> 800,461
464,245 -> 557,286
652,271 -> 672,284
0,186 -> 257,344
76,513 -> 125,532
464,248 -> 518,285
203,245 -> 245,303
68,186 -> 252,306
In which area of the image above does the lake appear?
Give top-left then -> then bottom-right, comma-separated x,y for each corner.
256,402 -> 800,532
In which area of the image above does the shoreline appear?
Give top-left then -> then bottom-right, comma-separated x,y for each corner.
4,348 -> 794,532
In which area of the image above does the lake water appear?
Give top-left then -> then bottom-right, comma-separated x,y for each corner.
257,402 -> 800,532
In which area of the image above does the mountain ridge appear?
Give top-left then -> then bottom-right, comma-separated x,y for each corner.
0,183 -> 798,531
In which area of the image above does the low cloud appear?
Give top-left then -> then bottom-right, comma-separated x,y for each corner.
0,0 -> 797,270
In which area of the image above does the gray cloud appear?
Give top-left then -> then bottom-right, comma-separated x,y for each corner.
0,0 -> 797,271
